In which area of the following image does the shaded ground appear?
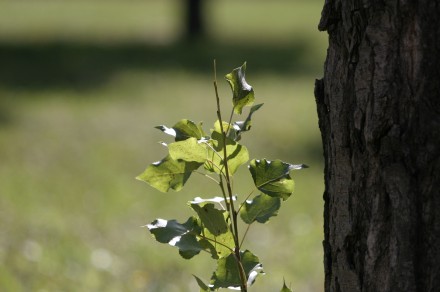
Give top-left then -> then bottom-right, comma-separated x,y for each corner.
0,38 -> 317,91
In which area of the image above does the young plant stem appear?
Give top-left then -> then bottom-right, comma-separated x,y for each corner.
240,224 -> 252,249
194,170 -> 220,185
226,107 -> 235,136
213,60 -> 248,292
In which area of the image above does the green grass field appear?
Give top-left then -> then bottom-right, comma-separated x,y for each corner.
0,0 -> 327,291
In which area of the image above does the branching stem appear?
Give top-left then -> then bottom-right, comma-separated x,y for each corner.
213,60 -> 248,292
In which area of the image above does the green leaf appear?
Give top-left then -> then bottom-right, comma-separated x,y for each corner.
190,203 -> 228,236
213,120 -> 239,141
193,275 -> 210,292
212,103 -> 263,142
210,250 -> 263,289
168,137 -> 208,163
240,193 -> 281,224
189,202 -> 234,258
205,131 -> 249,175
136,155 -> 202,192
146,217 -> 204,259
213,120 -> 232,134
156,119 -> 204,141
248,159 -> 306,200
280,279 -> 293,292
177,233 -> 204,259
199,228 -> 235,259
225,62 -> 255,114
189,196 -> 236,205
234,103 -> 264,138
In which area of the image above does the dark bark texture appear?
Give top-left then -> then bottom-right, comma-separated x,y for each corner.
315,1 -> 440,291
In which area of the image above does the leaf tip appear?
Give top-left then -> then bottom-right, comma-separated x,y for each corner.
135,173 -> 145,182
289,163 -> 309,170
280,278 -> 293,292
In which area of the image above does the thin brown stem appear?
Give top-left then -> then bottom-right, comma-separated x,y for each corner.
213,60 -> 247,292
240,224 -> 252,249
226,107 -> 235,136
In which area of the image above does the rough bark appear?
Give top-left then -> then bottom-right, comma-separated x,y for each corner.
315,1 -> 440,291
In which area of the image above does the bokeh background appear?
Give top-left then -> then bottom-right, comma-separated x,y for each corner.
0,0 -> 327,291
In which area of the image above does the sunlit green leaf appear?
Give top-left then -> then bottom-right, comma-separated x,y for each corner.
189,203 -> 234,259
248,159 -> 306,200
225,62 -> 255,114
169,137 -> 208,163
146,217 -> 204,259
210,250 -> 263,289
136,155 -> 202,192
190,203 -> 228,236
213,120 -> 232,134
240,193 -> 281,224
156,119 -> 205,141
199,227 -> 235,259
213,119 -> 240,141
205,131 -> 249,175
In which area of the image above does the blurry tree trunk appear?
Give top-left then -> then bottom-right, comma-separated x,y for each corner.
315,1 -> 440,291
185,0 -> 205,39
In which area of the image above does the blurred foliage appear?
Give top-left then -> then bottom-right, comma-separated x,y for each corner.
0,0 -> 326,291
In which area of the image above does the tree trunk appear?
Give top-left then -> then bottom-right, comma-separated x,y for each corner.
185,0 -> 205,39
315,1 -> 440,291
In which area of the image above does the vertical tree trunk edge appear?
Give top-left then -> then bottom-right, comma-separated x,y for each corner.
315,1 -> 440,291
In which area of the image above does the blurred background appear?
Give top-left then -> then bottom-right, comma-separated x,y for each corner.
0,0 -> 327,291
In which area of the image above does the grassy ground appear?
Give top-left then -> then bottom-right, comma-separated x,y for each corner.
0,0 -> 327,291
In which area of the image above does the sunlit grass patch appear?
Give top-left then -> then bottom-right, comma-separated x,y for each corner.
0,1 -> 181,44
